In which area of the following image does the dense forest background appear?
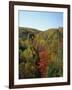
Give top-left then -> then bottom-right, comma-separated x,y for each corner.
19,27 -> 63,79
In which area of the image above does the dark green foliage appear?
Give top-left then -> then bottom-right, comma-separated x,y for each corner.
48,60 -> 63,77
19,62 -> 40,78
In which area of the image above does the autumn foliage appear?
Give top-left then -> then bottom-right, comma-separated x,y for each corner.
19,27 -> 63,79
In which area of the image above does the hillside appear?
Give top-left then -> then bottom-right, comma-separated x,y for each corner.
19,27 -> 41,38
19,27 -> 63,79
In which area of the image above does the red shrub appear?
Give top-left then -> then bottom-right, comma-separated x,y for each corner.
38,49 -> 48,77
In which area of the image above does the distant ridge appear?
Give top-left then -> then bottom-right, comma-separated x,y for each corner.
19,27 -> 41,32
19,27 -> 63,31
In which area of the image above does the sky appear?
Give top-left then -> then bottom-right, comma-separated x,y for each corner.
18,10 -> 63,31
